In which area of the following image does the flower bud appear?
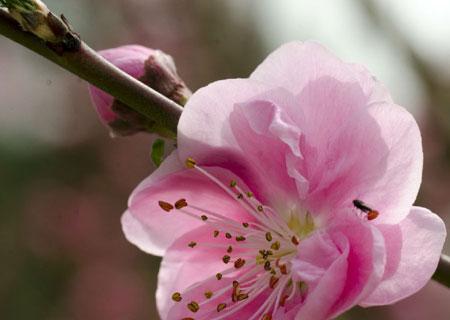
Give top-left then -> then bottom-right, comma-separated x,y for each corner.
5,0 -> 57,42
88,45 -> 191,136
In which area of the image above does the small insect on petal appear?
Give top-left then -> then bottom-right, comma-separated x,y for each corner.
353,199 -> 380,221
367,210 -> 379,220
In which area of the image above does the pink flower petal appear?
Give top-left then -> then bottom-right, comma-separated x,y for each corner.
177,80 -> 282,199
229,89 -> 306,204
295,78 -> 422,223
88,45 -> 153,123
250,41 -> 392,104
157,225 -> 257,319
361,207 -> 446,306
292,218 -> 385,319
292,233 -> 349,320
124,152 -> 254,256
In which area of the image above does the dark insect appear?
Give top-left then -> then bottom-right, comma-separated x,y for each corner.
353,199 -> 379,220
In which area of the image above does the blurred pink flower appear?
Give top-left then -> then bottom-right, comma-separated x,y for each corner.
122,42 -> 446,320
88,45 -> 190,135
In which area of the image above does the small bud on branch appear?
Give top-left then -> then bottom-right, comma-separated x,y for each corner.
0,0 -> 78,48
0,4 -> 182,138
89,46 -> 191,136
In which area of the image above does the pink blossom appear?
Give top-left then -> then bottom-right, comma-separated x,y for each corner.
89,45 -> 154,124
122,42 -> 446,320
88,45 -> 191,135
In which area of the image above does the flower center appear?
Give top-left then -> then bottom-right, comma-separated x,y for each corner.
158,158 -> 315,319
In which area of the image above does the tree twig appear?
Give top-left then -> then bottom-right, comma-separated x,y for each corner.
433,254 -> 450,288
0,9 -> 183,138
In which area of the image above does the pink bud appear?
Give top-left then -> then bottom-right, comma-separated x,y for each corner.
88,45 -> 191,136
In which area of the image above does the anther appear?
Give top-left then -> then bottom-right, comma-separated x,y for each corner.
175,198 -> 188,209
271,241 -> 280,250
230,180 -> 237,188
222,255 -> 231,264
185,157 -> 196,168
262,313 -> 272,320
279,264 -> 288,275
242,222 -> 249,228
182,318 -> 194,320
280,295 -> 289,307
257,205 -> 264,212
188,241 -> 197,248
217,303 -> 227,312
213,230 -> 220,238
259,249 -> 273,260
269,276 -> 279,289
291,235 -> 300,245
234,258 -> 246,269
225,232 -> 232,239
264,261 -> 271,271
237,193 -> 244,199
158,201 -> 174,212
246,191 -> 253,197
204,291 -> 213,299
216,273 -> 223,280
227,245 -> 233,253
172,292 -> 182,302
237,293 -> 249,301
232,281 -> 240,302
201,215 -> 208,221
236,235 -> 246,242
187,301 -> 200,313
265,232 -> 273,242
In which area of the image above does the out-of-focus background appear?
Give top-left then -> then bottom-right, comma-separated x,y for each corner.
1,0 -> 449,319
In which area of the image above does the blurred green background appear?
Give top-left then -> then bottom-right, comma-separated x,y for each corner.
1,1 -> 449,319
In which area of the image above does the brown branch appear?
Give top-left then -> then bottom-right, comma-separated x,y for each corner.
433,254 -> 450,288
0,9 -> 183,138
